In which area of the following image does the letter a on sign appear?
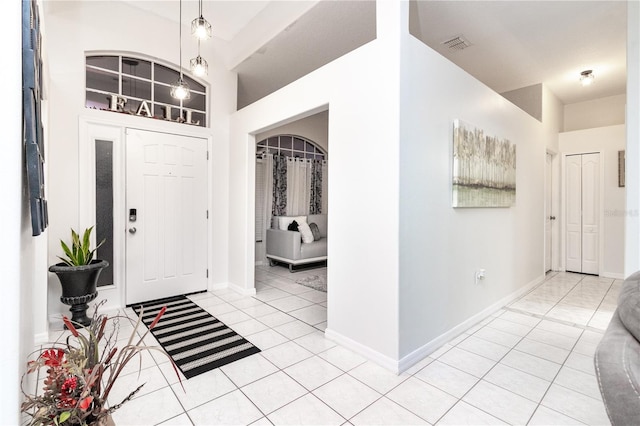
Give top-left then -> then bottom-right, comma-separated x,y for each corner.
136,101 -> 152,117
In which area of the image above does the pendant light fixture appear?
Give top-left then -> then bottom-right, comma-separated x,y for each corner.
171,0 -> 191,100
190,39 -> 209,76
192,0 -> 212,40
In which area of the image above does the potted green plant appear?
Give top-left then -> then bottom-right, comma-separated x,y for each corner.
49,227 -> 109,328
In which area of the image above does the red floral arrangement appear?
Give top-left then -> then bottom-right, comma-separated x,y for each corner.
21,302 -> 179,426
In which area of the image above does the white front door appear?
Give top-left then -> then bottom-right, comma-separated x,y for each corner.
125,128 -> 208,304
565,153 -> 600,275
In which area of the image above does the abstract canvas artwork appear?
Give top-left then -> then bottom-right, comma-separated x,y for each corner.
452,120 -> 516,208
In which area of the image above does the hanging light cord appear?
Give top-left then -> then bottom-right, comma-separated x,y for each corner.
179,0 -> 183,79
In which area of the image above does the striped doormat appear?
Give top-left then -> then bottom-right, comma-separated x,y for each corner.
131,295 -> 260,379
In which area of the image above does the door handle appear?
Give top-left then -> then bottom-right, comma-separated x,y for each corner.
550,216 -> 556,220
129,227 -> 137,234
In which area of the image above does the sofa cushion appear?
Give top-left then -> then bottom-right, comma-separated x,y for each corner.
287,220 -> 299,232
278,215 -> 307,230
298,221 -> 314,243
309,223 -> 321,241
617,270 -> 640,342
300,238 -> 327,259
594,310 -> 640,425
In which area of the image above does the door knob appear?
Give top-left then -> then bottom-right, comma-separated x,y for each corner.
128,227 -> 137,234
550,216 -> 556,220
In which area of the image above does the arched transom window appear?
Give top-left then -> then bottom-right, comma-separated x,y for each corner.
257,135 -> 326,160
85,54 -> 207,127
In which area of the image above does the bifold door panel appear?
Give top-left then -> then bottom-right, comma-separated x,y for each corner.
566,153 -> 599,275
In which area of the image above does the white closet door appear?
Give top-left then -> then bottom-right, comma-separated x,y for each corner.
565,153 -> 600,275
581,153 -> 600,274
566,155 -> 583,273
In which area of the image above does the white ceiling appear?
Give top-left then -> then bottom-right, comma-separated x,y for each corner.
119,0 -> 628,108
411,0 -> 628,105
117,0 -> 271,41
234,0 -> 377,108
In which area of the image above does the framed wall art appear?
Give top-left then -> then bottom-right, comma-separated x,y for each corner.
452,120 -> 516,208
619,150 -> 625,187
23,0 -> 48,236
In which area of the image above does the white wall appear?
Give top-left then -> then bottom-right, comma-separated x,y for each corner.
398,33 -> 548,360
559,125 -> 626,278
230,1 -> 402,365
43,1 -> 235,318
564,94 -> 626,132
627,1 -> 640,276
501,84 -> 543,122
1,0 -> 39,419
543,85 -> 565,141
542,85 -> 564,270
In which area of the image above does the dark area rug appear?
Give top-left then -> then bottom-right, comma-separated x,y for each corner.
131,295 -> 260,379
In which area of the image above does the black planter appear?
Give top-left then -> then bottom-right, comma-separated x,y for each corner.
49,260 -> 109,328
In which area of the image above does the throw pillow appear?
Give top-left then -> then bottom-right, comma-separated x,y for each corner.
287,220 -> 299,232
298,221 -> 314,243
278,216 -> 308,230
278,216 -> 292,230
309,222 -> 321,241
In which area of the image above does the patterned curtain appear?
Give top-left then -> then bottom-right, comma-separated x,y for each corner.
310,160 -> 323,214
321,160 -> 328,214
272,155 -> 287,216
286,158 -> 311,216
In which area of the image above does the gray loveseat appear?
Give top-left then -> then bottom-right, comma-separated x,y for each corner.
266,214 -> 327,272
594,270 -> 640,425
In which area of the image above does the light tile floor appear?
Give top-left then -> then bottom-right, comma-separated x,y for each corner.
38,270 -> 617,425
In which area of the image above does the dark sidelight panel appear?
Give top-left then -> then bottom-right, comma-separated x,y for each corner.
95,139 -> 114,287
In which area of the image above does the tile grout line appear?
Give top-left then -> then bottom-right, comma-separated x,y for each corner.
425,302 -> 600,425
428,318 -> 538,425
253,278 -> 388,425
45,271 -> 610,425
223,266 -> 343,424
585,278 -> 617,328
523,327 -> 591,426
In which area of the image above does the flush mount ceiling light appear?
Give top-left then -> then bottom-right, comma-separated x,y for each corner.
580,70 -> 595,86
192,0 -> 212,40
171,0 -> 191,100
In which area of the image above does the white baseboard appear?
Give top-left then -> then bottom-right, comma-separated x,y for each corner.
395,274 -> 546,374
228,282 -> 257,296
210,282 -> 229,291
212,281 -> 260,295
324,328 -> 401,373
325,275 -> 545,374
34,332 -> 49,345
602,271 -> 625,280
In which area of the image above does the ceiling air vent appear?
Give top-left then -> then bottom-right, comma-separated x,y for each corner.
442,35 -> 471,52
